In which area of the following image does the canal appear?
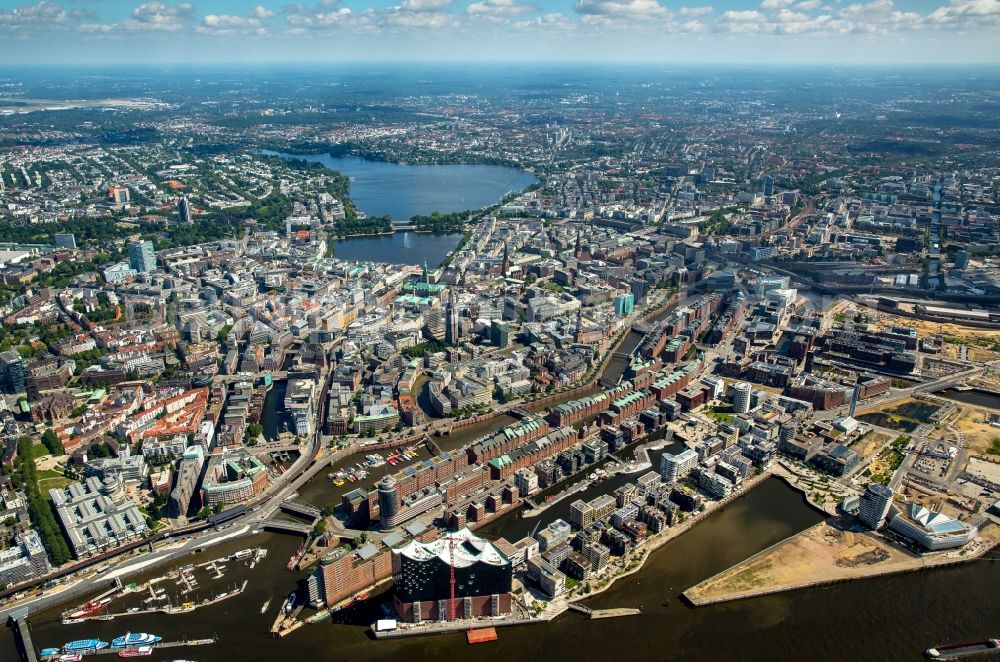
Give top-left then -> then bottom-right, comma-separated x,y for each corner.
938,388 -> 1000,411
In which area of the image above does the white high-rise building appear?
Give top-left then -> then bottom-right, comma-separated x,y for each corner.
859,483 -> 894,530
732,382 -> 753,414
660,448 -> 698,483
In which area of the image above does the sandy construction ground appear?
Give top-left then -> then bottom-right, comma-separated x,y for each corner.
685,520 -> 1000,606
954,406 -> 1000,459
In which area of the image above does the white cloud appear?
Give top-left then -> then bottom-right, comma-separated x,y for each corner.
1,0 -> 994,47
467,0 -> 535,16
721,9 -> 764,21
400,0 -> 453,11
573,0 -> 666,16
286,3 -> 356,30
196,6 -> 278,35
773,8 -> 810,21
837,0 -> 893,17
677,6 -> 715,16
123,2 -> 194,32
382,8 -> 458,27
928,0 -> 1000,26
0,1 -> 69,31
249,6 -> 276,19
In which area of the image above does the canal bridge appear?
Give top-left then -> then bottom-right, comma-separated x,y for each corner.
281,499 -> 321,519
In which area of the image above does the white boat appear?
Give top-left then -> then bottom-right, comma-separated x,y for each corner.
261,597 -> 272,614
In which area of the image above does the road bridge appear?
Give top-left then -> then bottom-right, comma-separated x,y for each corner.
261,519 -> 313,535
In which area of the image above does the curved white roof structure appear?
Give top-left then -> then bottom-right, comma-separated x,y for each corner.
394,527 -> 509,568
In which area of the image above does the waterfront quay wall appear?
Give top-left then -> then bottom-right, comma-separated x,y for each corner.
372,616 -> 544,639
554,470 -> 774,611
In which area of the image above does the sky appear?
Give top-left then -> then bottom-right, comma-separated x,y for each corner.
0,0 -> 998,64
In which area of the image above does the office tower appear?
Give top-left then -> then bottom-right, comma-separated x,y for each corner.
631,278 -> 649,305
859,483 -> 894,530
0,350 -> 27,394
490,320 -> 509,348
763,175 -> 774,196
424,308 -> 445,342
378,475 -> 399,531
849,382 -> 862,418
178,196 -> 193,225
445,289 -> 459,346
614,293 -> 635,317
954,250 -> 970,271
127,240 -> 157,273
732,382 -> 753,414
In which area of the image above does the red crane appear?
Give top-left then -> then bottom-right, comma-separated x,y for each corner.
448,532 -> 457,621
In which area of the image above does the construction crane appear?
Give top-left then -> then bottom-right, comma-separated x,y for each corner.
448,532 -> 457,621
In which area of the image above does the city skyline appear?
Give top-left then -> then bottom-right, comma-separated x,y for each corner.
0,0 -> 998,64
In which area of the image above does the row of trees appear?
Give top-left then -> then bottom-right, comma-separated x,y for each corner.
16,437 -> 73,565
335,214 -> 393,237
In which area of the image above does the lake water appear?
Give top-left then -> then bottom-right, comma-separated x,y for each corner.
264,151 -> 537,222
330,231 -> 464,267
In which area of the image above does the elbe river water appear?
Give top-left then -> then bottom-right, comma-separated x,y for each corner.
9,159 -> 1000,661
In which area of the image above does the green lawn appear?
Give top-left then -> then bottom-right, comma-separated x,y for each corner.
37,476 -> 72,491
30,444 -> 51,460
706,411 -> 733,423
36,469 -> 64,480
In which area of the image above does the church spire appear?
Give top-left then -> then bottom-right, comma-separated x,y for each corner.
501,242 -> 510,275
574,226 -> 582,257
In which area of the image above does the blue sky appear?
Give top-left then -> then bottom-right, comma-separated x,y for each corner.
0,0 -> 998,63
